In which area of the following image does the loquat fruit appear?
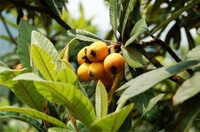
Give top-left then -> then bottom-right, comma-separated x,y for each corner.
77,46 -> 89,64
87,41 -> 108,61
77,63 -> 91,82
88,62 -> 105,80
15,63 -> 23,70
104,53 -> 125,74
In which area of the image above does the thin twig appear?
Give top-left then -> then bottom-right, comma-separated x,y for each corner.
139,48 -> 184,85
7,0 -> 71,31
67,110 -> 79,132
0,15 -> 17,45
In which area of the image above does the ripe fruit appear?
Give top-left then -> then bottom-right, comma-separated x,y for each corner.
77,46 -> 89,64
87,42 -> 108,61
104,53 -> 125,74
99,73 -> 113,89
15,64 -> 23,70
88,62 -> 105,80
77,63 -> 91,82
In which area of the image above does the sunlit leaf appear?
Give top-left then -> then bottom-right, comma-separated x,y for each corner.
89,104 -> 133,132
0,106 -> 68,128
95,81 -> 108,119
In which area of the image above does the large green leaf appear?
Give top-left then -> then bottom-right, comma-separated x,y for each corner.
0,106 -> 68,128
109,0 -> 118,38
125,19 -> 148,46
31,44 -> 57,81
173,71 -> 200,105
34,81 -> 96,128
64,29 -> 103,42
95,81 -> 108,120
152,0 -> 200,34
117,60 -> 200,103
122,46 -> 144,68
17,19 -> 35,69
121,0 -> 137,38
89,104 -> 133,132
0,67 -> 43,110
0,111 -> 45,132
31,30 -> 59,63
133,90 -> 159,123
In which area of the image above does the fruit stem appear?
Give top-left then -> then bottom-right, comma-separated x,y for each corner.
108,70 -> 123,104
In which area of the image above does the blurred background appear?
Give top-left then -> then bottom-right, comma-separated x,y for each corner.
0,0 -> 200,131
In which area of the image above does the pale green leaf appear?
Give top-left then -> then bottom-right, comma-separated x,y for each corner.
117,60 -> 200,103
31,30 -> 59,63
121,0 -> 137,38
17,19 -> 35,69
122,46 -> 144,68
48,127 -> 68,132
31,44 -> 57,81
186,45 -> 200,61
152,0 -> 200,34
125,19 -> 148,46
173,71 -> 200,105
34,81 -> 96,128
0,106 -> 68,128
95,81 -> 108,119
64,29 -> 103,42
0,68 -> 43,110
0,112 -> 45,132
67,120 -> 87,132
109,0 -> 118,38
89,104 -> 133,132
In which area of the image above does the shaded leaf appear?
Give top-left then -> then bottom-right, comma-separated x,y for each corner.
109,0 -> 118,38
67,120 -> 87,132
173,71 -> 200,105
64,29 -> 103,42
89,104 -> 133,132
0,111 -> 46,132
95,81 -> 108,119
117,60 -> 200,103
17,19 -> 35,69
125,19 -> 148,46
0,106 -> 68,128
122,46 -> 144,68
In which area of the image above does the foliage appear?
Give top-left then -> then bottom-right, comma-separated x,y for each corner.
0,0 -> 200,131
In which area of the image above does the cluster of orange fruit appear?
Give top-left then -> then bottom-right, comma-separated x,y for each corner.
77,41 -> 125,89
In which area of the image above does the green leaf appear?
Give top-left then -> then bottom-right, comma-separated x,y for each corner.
152,0 -> 200,34
17,19 -> 35,69
67,120 -> 87,132
57,66 -> 77,85
34,81 -> 96,128
0,111 -> 46,132
0,68 -> 43,110
48,127 -> 68,132
173,71 -> 200,105
0,106 -> 68,128
31,44 -> 57,81
125,19 -> 148,46
64,29 -> 103,42
31,30 -> 59,63
122,46 -> 144,68
121,0 -> 137,39
197,27 -> 200,35
109,0 -> 118,38
117,60 -> 200,103
95,81 -> 108,120
89,104 -> 133,132
44,0 -> 61,16
186,45 -> 200,61
133,90 -> 159,123
143,94 -> 164,116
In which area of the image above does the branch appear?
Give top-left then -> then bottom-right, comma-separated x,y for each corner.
0,15 -> 17,45
7,0 -> 71,31
139,48 -> 184,85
